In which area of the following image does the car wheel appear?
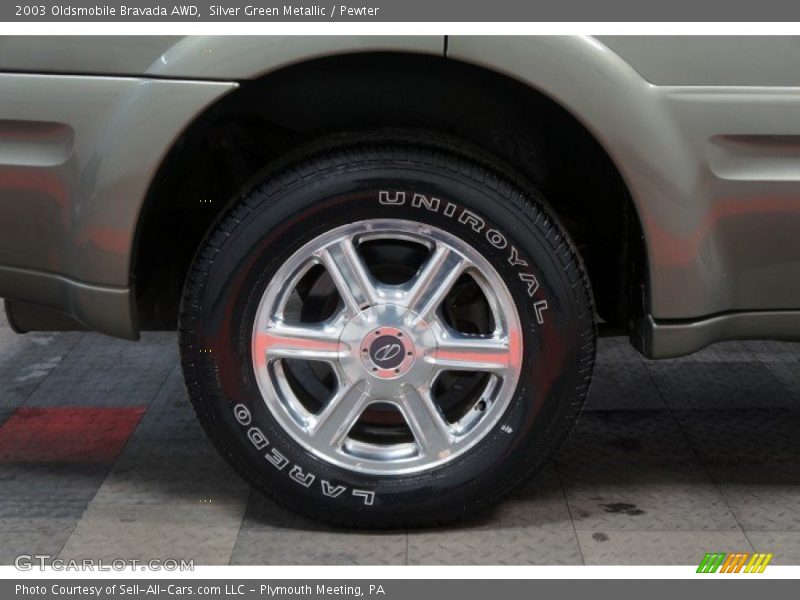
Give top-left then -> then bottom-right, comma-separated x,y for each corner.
179,139 -> 595,527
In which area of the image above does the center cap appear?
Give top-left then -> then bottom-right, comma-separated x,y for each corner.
339,303 -> 437,394
361,327 -> 414,378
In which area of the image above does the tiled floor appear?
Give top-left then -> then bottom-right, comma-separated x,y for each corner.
1,311 -> 799,565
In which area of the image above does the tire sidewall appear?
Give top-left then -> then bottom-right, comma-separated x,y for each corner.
182,159 -> 590,525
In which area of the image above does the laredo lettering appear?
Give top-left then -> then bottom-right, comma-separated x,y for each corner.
321,480 -> 347,497
289,465 -> 315,487
231,404 -> 374,506
247,427 -> 268,449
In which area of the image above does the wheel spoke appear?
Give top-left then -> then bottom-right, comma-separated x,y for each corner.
318,237 -> 378,316
429,334 -> 514,373
403,244 -> 466,320
397,388 -> 453,457
255,322 -> 342,363
251,219 -> 525,475
308,382 -> 370,447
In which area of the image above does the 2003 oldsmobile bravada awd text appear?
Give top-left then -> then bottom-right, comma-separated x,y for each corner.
1,36 -> 799,526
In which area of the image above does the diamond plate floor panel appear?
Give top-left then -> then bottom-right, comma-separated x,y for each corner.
408,527 -> 583,565
2,306 -> 800,566
583,338 -> 666,412
644,342 -> 798,410
406,465 -> 581,565
0,311 -> 83,411
231,494 -> 406,565
24,331 -> 176,408
744,341 -> 800,403
556,410 -> 740,531
577,530 -> 753,565
747,531 -> 800,565
0,517 -> 77,565
59,367 -> 250,564
673,408 -> 800,531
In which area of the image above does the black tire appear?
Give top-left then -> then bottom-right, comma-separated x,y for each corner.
179,139 -> 595,528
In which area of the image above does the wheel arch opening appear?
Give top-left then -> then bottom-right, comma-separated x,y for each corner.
133,51 -> 648,335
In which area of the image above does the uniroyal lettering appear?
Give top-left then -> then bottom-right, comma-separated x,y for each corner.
379,190 -> 550,325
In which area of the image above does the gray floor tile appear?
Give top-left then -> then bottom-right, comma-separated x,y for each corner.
724,485 -> 800,531
673,409 -> 800,470
238,465 -> 571,535
56,367 -> 250,566
747,531 -> 800,565
0,312 -> 83,410
0,404 -> 145,464
68,361 -> 248,507
232,527 -> 406,565
577,530 -> 753,565
0,519 -> 76,564
234,493 -> 407,565
585,360 -> 666,411
240,492 -> 358,533
745,341 -> 800,402
126,368 -> 203,442
663,342 -> 753,363
25,332 -> 177,408
673,409 -> 800,530
460,465 -> 573,531
3,317 -> 800,565
744,340 -> 800,369
88,428 -> 249,506
91,449 -> 249,506
0,516 -> 76,532
585,336 -> 665,413
645,342 -> 795,410
408,528 -> 582,565
564,481 -> 738,532
0,407 -> 13,426
596,336 -> 647,363
744,341 -> 800,356
0,463 -> 110,519
403,466 -> 580,564
557,411 -> 739,531
60,502 -> 247,565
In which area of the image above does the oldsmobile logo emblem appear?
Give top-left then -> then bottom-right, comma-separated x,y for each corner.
369,336 -> 405,369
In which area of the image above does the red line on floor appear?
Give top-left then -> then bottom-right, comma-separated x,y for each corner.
0,407 -> 146,463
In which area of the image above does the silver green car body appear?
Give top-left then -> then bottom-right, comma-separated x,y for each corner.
0,35 -> 799,357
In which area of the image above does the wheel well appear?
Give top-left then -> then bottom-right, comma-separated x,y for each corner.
134,52 -> 647,332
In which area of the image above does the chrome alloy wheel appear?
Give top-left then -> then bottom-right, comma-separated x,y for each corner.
251,219 -> 522,475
